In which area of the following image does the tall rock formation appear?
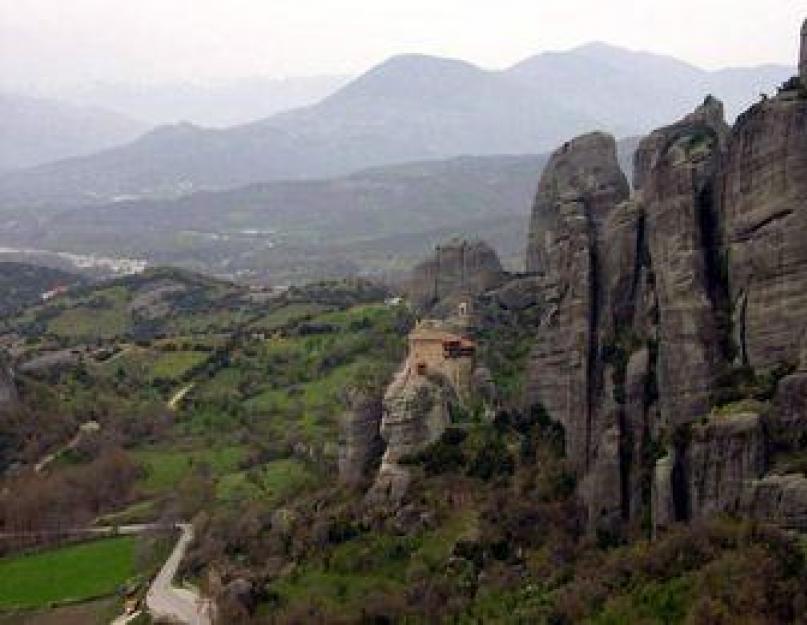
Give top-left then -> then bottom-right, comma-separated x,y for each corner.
407,238 -> 507,311
523,25 -> 807,533
801,18 -> 807,86
525,132 -> 630,478
720,80 -> 807,371
636,96 -> 730,430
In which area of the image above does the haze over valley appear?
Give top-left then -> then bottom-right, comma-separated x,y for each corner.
0,42 -> 793,284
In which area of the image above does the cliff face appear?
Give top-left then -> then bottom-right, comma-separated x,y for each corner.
720,92 -> 807,371
524,68 -> 807,534
376,23 -> 807,535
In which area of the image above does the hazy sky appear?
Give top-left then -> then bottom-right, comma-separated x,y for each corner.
1,0 -> 803,90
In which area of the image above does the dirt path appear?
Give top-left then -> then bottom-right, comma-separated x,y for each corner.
34,422 -> 100,473
168,383 -> 194,410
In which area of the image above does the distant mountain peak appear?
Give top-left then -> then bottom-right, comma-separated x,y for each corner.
137,120 -> 207,142
325,53 -> 488,104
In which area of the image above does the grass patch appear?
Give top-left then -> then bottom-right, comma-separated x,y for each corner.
249,303 -> 331,332
48,307 -> 130,341
133,446 -> 246,493
149,351 -> 208,380
0,537 -> 136,610
216,458 -> 320,505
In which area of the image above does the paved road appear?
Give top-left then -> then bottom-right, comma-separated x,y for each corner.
145,523 -> 213,625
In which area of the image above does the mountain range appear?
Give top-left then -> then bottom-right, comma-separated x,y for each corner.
49,74 -> 352,127
0,93 -> 146,172
0,43 -> 792,211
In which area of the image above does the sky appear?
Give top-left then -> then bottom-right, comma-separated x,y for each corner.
0,0 -> 803,90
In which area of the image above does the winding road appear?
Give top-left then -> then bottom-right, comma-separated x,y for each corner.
106,523 -> 212,625
144,523 -> 213,625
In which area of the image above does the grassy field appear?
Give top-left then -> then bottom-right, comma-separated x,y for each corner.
133,445 -> 247,493
149,350 -> 208,380
0,537 -> 136,611
47,287 -> 132,341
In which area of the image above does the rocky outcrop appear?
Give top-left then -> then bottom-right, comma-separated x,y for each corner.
369,368 -> 456,503
338,390 -> 384,487
379,371 -> 454,465
652,454 -> 677,536
407,238 -> 507,310
720,88 -> 807,372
